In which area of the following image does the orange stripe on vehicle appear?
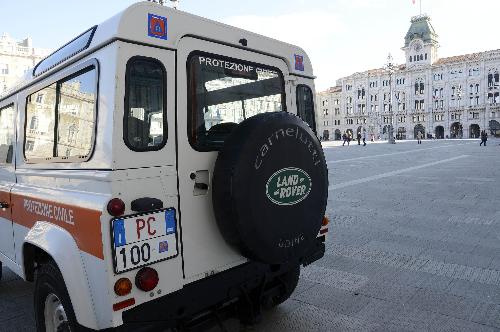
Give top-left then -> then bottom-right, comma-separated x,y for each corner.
11,193 -> 104,260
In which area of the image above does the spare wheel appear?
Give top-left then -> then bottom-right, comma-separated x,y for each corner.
212,112 -> 328,265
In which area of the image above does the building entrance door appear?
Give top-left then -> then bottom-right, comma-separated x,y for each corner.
450,122 -> 463,138
469,124 -> 480,138
414,124 -> 425,139
435,126 -> 444,139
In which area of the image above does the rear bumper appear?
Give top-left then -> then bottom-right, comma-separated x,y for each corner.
114,239 -> 325,331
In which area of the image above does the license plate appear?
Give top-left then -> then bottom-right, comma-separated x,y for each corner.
112,208 -> 178,274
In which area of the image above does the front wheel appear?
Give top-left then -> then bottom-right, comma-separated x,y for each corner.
34,261 -> 78,332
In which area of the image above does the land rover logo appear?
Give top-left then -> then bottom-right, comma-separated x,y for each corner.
266,167 -> 312,206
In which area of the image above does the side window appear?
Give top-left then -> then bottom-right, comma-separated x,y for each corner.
26,84 -> 57,160
57,70 -> 96,158
296,85 -> 316,133
187,52 -> 285,151
124,57 -> 166,151
25,65 -> 97,162
0,104 -> 15,164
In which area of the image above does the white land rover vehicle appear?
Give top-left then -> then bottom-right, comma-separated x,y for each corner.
0,2 -> 329,331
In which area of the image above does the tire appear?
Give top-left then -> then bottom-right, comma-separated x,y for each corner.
34,261 -> 79,332
212,112 -> 328,265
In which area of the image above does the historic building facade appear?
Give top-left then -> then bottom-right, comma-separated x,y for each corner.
0,33 -> 51,93
317,14 -> 500,141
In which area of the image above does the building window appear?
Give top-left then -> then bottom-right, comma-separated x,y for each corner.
0,64 -> 8,75
29,116 -> 39,130
425,53 -> 428,60
488,71 -> 499,88
357,88 -> 365,100
434,73 -> 443,81
469,68 -> 480,76
488,92 -> 500,104
36,93 -> 44,104
25,140 -> 35,151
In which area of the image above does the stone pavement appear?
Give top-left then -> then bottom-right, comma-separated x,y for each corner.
1,139 -> 500,331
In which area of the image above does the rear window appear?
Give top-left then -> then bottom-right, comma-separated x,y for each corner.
188,52 -> 286,151
124,57 -> 167,152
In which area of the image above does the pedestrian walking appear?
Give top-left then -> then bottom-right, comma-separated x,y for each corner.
417,131 -> 423,144
357,132 -> 362,145
342,132 -> 347,146
347,133 -> 352,146
480,130 -> 488,146
362,130 -> 367,146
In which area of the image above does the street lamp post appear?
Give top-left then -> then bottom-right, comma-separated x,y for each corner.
384,53 -> 396,144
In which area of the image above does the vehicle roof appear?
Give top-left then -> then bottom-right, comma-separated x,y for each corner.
0,2 -> 313,101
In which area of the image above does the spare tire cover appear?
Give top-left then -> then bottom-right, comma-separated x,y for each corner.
212,112 -> 328,265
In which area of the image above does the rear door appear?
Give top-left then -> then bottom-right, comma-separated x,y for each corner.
112,42 -> 184,294
0,103 -> 16,262
177,37 -> 291,282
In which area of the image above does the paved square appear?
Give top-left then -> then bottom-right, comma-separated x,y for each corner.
1,139 -> 499,331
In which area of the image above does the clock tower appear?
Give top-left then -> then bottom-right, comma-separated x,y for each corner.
402,14 -> 439,67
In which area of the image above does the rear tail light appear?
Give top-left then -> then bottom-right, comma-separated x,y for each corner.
113,298 -> 136,311
107,198 -> 125,217
114,278 -> 132,296
322,216 -> 329,226
135,267 -> 159,292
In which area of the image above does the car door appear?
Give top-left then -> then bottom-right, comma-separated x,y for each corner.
0,103 -> 16,262
176,37 -> 292,282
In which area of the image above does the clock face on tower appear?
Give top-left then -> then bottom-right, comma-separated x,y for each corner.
413,42 -> 423,52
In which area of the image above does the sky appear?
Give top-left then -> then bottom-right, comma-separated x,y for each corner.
2,0 -> 500,91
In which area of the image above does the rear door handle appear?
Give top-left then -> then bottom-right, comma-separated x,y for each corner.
194,183 -> 208,190
191,170 -> 210,195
